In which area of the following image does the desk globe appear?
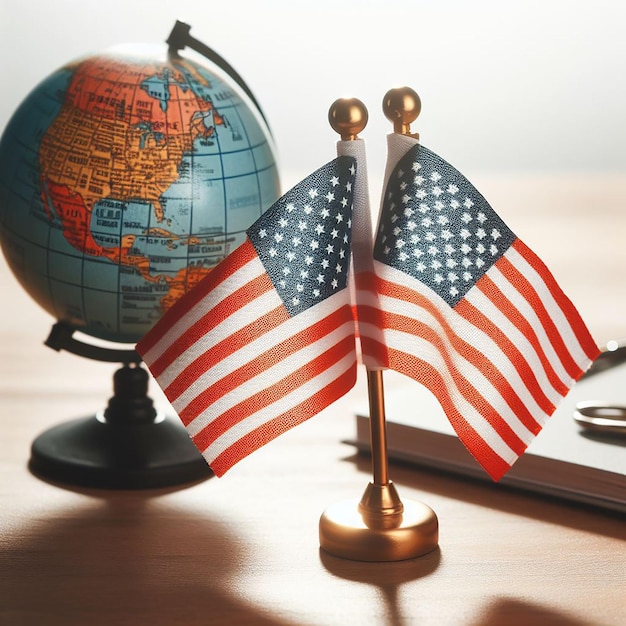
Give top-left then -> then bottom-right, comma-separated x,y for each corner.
0,22 -> 280,488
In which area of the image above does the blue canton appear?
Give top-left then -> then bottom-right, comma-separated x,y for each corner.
248,156 -> 356,317
374,144 -> 517,307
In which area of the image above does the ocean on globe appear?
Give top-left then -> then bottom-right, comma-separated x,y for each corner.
0,46 -> 280,343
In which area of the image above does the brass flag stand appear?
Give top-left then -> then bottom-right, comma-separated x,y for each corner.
319,90 -> 439,561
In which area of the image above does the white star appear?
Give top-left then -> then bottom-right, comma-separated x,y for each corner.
286,203 -> 295,213
303,204 -> 313,214
345,181 -> 352,192
298,220 -> 307,231
416,261 -> 426,272
430,172 -> 442,182
428,245 -> 439,256
331,278 -> 339,289
463,197 -> 474,209
310,240 -> 319,250
325,191 -> 335,202
447,184 -> 459,195
461,212 -> 472,224
402,194 -> 412,205
282,266 -> 291,276
313,288 -> 320,297
414,175 -> 425,185
432,186 -> 443,197
450,286 -> 459,297
286,251 -> 295,262
259,229 -> 267,238
292,296 -> 300,305
309,188 -> 319,199
341,197 -> 348,207
300,269 -> 309,278
315,224 -> 324,235
476,228 -> 486,239
326,244 -> 334,254
335,263 -> 342,273
335,213 -> 344,223
321,259 -> 330,269
305,255 -> 314,265
448,272 -> 459,283
269,247 -> 277,257
316,274 -> 325,284
320,208 -> 330,219
274,233 -> 284,243
349,164 -> 356,176
330,176 -> 339,187
296,283 -> 304,292
412,161 -> 422,171
477,212 -> 487,224
491,228 -> 501,240
463,271 -> 473,281
446,258 -> 457,269
330,228 -> 339,239
441,229 -> 454,241
292,236 -> 301,247
279,217 -> 288,228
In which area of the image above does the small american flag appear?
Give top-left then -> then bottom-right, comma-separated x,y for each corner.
357,135 -> 599,480
137,157 -> 358,476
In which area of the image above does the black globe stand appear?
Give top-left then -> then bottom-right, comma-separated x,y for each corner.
29,323 -> 212,489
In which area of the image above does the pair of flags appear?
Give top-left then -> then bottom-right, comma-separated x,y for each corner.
136,131 -> 599,480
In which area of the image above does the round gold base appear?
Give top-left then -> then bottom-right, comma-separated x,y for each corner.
319,497 -> 439,562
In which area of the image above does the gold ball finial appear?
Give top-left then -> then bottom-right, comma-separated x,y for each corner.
328,97 -> 368,140
382,87 -> 421,136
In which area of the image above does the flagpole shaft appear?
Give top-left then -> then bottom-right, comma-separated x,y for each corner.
366,369 -> 389,486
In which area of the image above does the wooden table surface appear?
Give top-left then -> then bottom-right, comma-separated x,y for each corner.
1,174 -> 625,626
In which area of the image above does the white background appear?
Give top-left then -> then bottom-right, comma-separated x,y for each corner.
1,0 -> 625,187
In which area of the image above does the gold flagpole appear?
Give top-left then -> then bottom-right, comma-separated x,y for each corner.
318,91 -> 438,562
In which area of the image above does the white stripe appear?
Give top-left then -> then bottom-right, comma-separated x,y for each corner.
141,255 -> 265,365
464,287 -> 564,408
382,328 -> 518,466
200,351 -> 356,464
507,245 -> 591,366
171,291 -> 353,410
186,318 -> 356,437
376,285 -> 537,445
487,262 -> 573,387
157,287 -> 283,392
375,261 -> 550,430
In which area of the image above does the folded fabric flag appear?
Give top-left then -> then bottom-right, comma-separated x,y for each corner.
137,156 -> 359,476
356,133 -> 599,480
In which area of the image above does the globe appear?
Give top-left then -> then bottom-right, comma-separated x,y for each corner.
0,45 -> 280,344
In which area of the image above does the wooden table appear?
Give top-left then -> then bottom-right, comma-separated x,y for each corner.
1,175 -> 625,625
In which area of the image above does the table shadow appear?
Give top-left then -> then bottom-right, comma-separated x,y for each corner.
0,497 -> 298,626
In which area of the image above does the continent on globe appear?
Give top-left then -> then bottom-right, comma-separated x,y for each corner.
0,48 -> 280,343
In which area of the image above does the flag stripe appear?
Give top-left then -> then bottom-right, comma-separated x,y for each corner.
166,303 -> 289,408
454,296 -> 557,416
152,270 -> 276,380
384,343 -> 514,480
484,263 -> 575,386
206,362 -> 357,477
172,295 -> 353,417
497,246 -> 585,380
137,239 -> 258,360
509,240 -> 599,361
191,331 -> 356,449
358,299 -> 534,452
181,305 -> 355,427
368,265 -> 552,431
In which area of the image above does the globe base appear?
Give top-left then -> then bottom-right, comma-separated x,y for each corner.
29,364 -> 212,489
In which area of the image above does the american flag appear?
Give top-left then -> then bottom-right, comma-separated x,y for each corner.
356,135 -> 599,480
136,157 -> 358,476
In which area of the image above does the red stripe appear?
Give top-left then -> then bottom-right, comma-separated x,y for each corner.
178,305 -> 354,424
496,252 -> 584,381
208,364 -> 357,477
137,239 -> 257,355
365,274 -> 543,437
164,304 -> 289,404
150,272 -> 276,378
512,240 -> 600,363
191,333 -> 355,451
475,273 -> 569,396
386,347 -> 513,481
455,297 -> 556,417
362,303 -> 529,454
